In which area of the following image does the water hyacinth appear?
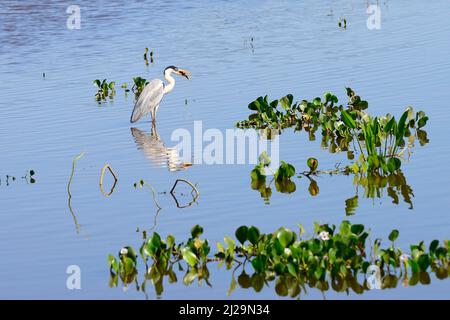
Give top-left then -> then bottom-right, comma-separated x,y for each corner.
93,79 -> 116,101
400,253 -> 410,263
237,88 -> 429,175
318,231 -> 330,241
107,222 -> 449,298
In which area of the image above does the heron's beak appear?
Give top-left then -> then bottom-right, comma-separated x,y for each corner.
177,69 -> 191,80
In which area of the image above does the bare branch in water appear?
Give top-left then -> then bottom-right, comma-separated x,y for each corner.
99,164 -> 118,197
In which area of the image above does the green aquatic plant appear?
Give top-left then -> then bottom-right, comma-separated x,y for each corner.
237,88 -> 429,174
93,79 -> 116,101
338,18 -> 347,29
0,169 -> 36,186
107,222 -> 449,298
249,153 -> 415,210
120,83 -> 130,93
132,76 -> 149,96
250,152 -> 297,197
143,48 -> 154,65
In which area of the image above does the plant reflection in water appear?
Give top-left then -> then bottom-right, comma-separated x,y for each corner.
107,222 -> 449,299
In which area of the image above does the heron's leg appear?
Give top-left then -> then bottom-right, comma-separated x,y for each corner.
151,109 -> 157,125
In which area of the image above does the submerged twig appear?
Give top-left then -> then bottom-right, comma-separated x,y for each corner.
99,164 -> 118,197
67,152 -> 85,233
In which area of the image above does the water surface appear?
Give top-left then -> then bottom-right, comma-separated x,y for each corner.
0,0 -> 449,299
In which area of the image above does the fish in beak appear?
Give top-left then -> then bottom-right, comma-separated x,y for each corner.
177,69 -> 191,80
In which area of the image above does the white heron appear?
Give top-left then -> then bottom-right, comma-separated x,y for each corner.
130,66 -> 191,124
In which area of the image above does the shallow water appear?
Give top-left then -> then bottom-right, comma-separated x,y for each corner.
0,0 -> 449,299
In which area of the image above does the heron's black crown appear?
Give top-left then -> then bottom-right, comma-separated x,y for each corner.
164,66 -> 178,73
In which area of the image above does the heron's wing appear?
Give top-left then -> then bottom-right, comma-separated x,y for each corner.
130,79 -> 164,123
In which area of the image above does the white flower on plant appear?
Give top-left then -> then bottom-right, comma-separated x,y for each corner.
399,253 -> 410,262
319,231 -> 330,241
284,248 -> 292,256
120,247 -> 128,255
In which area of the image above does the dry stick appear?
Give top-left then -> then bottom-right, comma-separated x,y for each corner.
67,152 -> 85,234
99,164 -> 118,197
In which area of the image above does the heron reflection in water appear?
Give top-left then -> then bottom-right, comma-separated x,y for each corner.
131,124 -> 192,171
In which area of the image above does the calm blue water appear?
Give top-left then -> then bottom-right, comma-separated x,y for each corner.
0,0 -> 449,299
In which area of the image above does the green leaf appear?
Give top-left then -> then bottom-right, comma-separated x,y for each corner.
350,224 -> 364,235
248,99 -> 260,111
275,161 -> 296,180
277,227 -> 295,248
108,254 -> 118,273
341,110 -> 356,129
238,271 -> 251,288
307,158 -> 318,172
345,195 -> 359,216
227,275 -> 237,296
181,247 -> 198,267
247,226 -> 260,245
417,116 -> 428,128
287,263 -> 298,277
235,226 -> 248,245
396,109 -> 410,146
429,240 -> 439,253
251,255 -> 267,273
258,151 -> 271,166
387,157 -> 401,173
384,116 -> 396,133
388,229 -> 399,242
418,254 -> 430,271
270,99 -> 279,109
224,236 -> 235,255
190,225 -> 203,238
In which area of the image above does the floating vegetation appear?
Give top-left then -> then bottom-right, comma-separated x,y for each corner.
107,221 -> 449,298
251,152 -> 296,197
93,79 -> 116,102
22,169 -> 36,184
0,170 -> 36,186
143,48 -> 154,65
67,152 -> 85,234
338,18 -> 347,29
132,76 -> 149,97
250,153 -> 415,211
99,164 -> 118,197
121,83 -> 130,93
237,88 -> 429,175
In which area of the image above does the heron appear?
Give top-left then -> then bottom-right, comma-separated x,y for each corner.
130,66 -> 191,124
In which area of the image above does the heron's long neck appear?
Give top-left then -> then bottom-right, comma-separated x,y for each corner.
163,71 -> 175,94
